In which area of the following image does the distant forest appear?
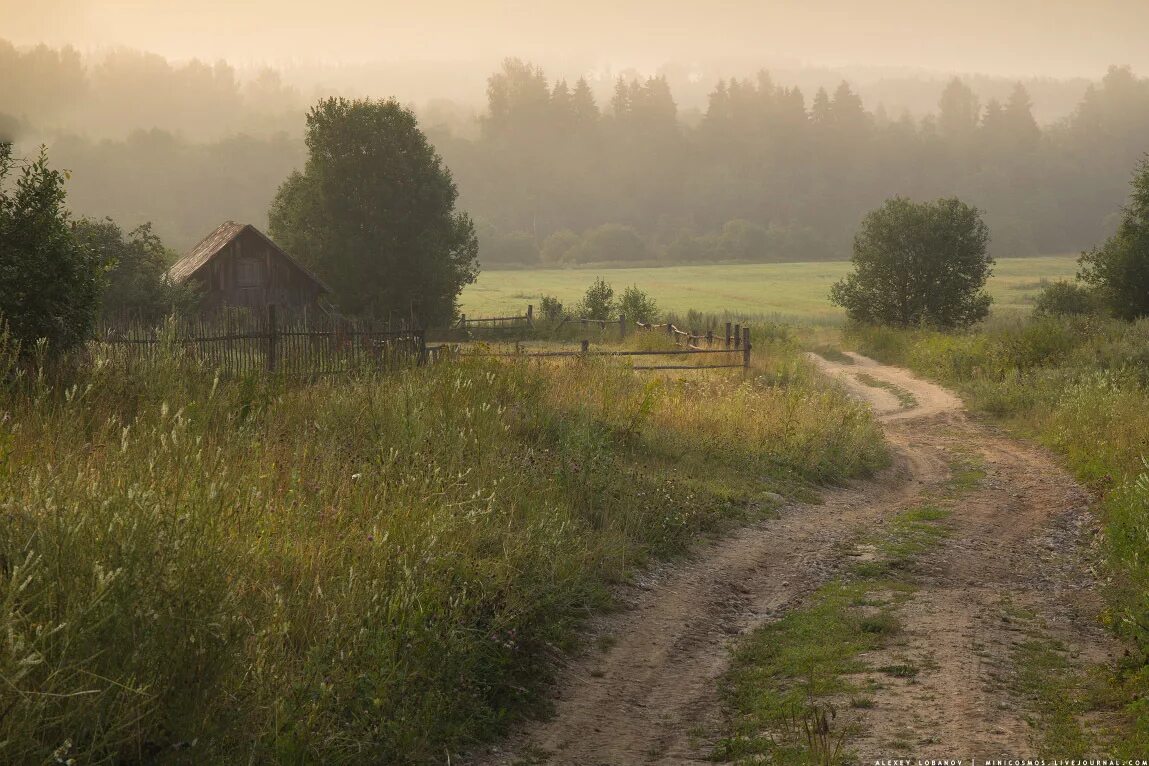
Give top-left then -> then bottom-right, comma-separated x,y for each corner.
3,40 -> 1148,266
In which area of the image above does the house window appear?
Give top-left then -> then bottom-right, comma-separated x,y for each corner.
236,257 -> 262,287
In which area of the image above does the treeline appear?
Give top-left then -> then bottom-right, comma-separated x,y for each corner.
442,60 -> 1149,266
0,40 -> 303,140
5,41 -> 1149,264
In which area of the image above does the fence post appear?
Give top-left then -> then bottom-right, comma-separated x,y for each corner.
580,339 -> 589,355
725,321 -> 732,348
266,303 -> 278,373
733,324 -> 741,349
619,314 -> 627,339
460,313 -> 466,328
706,329 -> 714,347
526,304 -> 534,325
742,327 -> 751,370
418,329 -> 427,367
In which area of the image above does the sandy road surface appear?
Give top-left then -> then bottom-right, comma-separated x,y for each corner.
473,353 -> 1115,764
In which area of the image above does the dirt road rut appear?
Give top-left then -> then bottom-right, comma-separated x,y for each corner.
475,353 -> 1115,764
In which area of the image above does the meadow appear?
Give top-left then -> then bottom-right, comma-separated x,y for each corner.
0,328 -> 886,764
460,255 -> 1080,321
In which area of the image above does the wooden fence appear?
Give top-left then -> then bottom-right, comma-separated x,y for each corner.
96,305 -> 425,376
454,305 -> 534,333
94,305 -> 752,377
449,328 -> 752,372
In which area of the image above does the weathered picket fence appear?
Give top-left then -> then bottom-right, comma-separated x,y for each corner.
96,305 -> 425,376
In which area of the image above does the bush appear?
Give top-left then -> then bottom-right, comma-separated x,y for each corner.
1033,280 -> 1102,317
539,294 -> 564,321
618,285 -> 659,323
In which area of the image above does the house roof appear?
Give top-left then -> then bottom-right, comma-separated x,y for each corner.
167,221 -> 330,292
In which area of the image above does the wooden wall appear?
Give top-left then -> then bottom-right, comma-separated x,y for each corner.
192,229 -> 323,310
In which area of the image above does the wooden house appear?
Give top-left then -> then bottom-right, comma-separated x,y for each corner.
167,222 -> 329,311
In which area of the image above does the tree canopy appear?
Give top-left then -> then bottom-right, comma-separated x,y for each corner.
0,143 -> 104,355
73,218 -> 196,320
1078,156 -> 1149,320
269,98 -> 478,325
830,197 -> 993,328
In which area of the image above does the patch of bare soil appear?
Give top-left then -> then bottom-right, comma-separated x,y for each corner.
471,354 -> 1116,765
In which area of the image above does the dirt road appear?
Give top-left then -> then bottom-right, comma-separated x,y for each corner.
474,353 -> 1115,764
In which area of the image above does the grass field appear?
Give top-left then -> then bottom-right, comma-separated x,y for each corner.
460,255 -> 1080,321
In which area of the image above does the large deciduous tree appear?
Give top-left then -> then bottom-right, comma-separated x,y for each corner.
1078,156 -> 1149,320
269,98 -> 478,325
0,143 -> 104,355
830,197 -> 993,328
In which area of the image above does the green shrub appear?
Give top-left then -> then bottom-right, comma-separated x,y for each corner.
538,294 -> 564,321
619,286 -> 659,323
574,277 -> 616,320
1033,280 -> 1102,317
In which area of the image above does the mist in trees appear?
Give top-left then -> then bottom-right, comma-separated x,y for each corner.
431,60 -> 1147,268
6,38 -> 1149,268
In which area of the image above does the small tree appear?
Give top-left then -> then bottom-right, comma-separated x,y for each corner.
831,197 -> 993,328
1079,156 -> 1149,320
74,218 -> 197,320
0,143 -> 103,355
575,278 -> 615,320
618,285 -> 659,323
269,98 -> 478,326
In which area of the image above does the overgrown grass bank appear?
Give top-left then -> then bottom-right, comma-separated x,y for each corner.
0,330 -> 885,763
847,316 -> 1149,753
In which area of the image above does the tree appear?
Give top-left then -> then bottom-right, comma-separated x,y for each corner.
830,197 -> 993,328
541,229 -> 580,264
569,224 -> 647,264
937,78 -> 980,140
618,285 -> 659,323
0,143 -> 104,355
74,218 -> 196,319
1079,156 -> 1149,319
269,98 -> 478,325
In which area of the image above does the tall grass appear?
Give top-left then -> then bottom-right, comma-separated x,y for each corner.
847,316 -> 1149,752
0,328 -> 885,763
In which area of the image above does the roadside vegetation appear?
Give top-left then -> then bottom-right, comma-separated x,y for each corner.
816,156 -> 1149,754
0,326 -> 885,764
846,314 -> 1149,754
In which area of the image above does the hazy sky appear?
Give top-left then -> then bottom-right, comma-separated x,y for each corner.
4,0 -> 1148,78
